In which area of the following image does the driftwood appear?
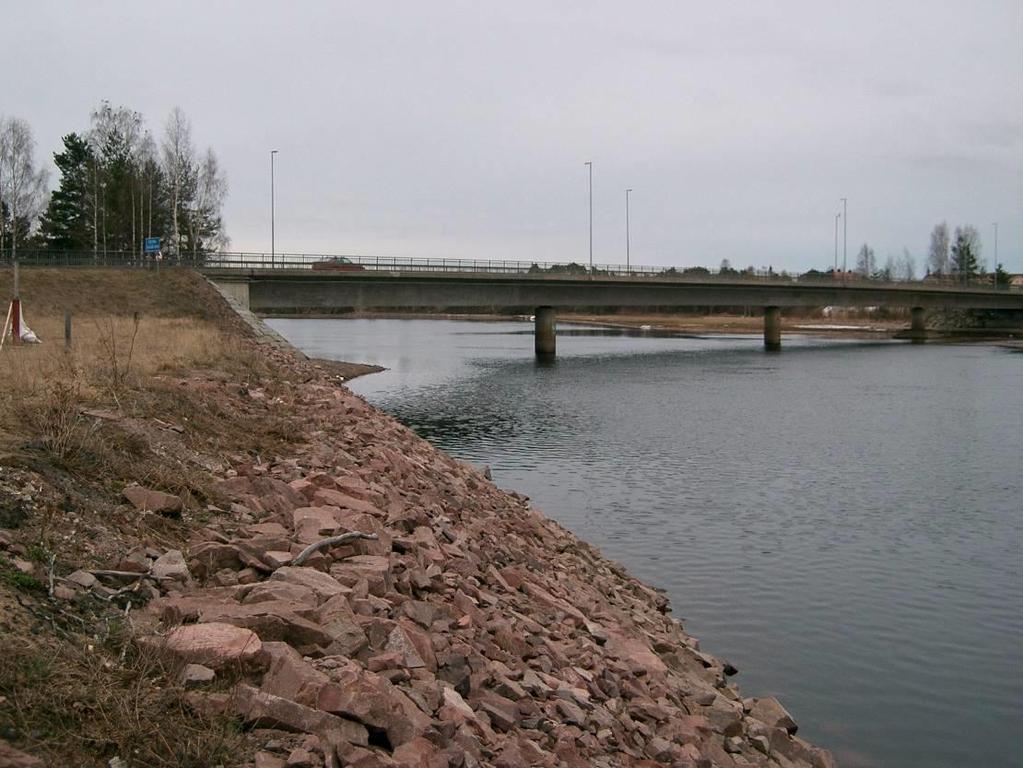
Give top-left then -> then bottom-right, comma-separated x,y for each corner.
291,532 -> 378,566
88,569 -> 174,581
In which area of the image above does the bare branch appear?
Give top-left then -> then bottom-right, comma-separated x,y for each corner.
291,532 -> 379,566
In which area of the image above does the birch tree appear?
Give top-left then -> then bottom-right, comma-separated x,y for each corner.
187,148 -> 228,258
927,222 -> 950,275
895,247 -> 916,281
0,116 -> 49,256
161,107 -> 194,256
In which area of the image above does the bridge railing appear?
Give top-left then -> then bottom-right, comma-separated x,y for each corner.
1,249 -> 1016,293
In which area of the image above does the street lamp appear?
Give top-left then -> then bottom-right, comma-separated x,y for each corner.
585,161 -> 593,269
625,188 -> 633,272
270,150 -> 278,267
840,197 -> 847,274
992,222 -> 999,277
834,212 -> 841,274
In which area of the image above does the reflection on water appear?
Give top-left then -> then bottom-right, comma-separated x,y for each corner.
269,317 -> 1023,768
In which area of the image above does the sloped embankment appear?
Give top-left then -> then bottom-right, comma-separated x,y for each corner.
134,350 -> 834,767
0,269 -> 835,767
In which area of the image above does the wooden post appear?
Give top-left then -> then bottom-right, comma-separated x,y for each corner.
65,310 -> 72,350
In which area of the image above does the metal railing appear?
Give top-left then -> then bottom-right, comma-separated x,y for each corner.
0,248 -> 1016,293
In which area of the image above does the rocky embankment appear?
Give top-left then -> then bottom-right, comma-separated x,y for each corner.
83,346 -> 832,768
0,273 -> 837,768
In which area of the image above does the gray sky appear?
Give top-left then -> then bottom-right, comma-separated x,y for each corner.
4,1 -> 1021,272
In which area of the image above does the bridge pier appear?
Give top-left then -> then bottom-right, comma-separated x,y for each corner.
908,306 -> 926,343
764,306 -> 781,350
535,306 -> 556,357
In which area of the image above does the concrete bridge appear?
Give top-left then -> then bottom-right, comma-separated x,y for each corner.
206,264 -> 1023,355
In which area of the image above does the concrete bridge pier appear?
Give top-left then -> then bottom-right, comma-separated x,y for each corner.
764,306 -> 781,350
535,306 -> 556,357
909,306 -> 926,343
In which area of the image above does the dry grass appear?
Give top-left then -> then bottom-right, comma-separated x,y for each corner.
0,623 -> 246,767
1,315 -> 259,461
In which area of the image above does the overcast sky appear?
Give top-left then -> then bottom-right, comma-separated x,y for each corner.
3,1 -> 1021,272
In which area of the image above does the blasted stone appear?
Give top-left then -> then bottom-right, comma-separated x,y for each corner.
189,602 -> 334,654
311,488 -> 383,517
66,569 -> 98,589
123,485 -> 183,516
180,663 -> 216,688
259,642 -> 329,706
153,622 -> 262,669
385,623 -> 437,671
316,593 -> 369,656
243,581 -> 319,607
0,739 -> 45,767
151,550 -> 191,582
254,753 -> 286,768
284,748 -> 316,767
748,696 -> 798,735
271,566 -> 347,603
233,683 -> 368,745
316,665 -> 431,747
330,555 -> 392,596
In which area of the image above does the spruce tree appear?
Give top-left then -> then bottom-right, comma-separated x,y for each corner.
37,133 -> 95,250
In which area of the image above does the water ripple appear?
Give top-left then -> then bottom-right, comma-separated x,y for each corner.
270,318 -> 1023,768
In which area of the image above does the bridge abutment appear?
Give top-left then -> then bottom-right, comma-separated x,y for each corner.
535,306 -> 556,357
909,306 -> 926,343
764,306 -> 781,350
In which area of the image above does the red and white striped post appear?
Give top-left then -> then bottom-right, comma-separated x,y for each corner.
10,261 -> 20,344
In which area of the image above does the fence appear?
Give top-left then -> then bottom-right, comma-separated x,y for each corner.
0,248 -> 1013,292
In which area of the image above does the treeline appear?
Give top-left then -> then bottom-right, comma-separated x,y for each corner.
0,103 -> 227,258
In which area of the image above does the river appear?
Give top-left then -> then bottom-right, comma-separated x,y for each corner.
268,317 -> 1023,768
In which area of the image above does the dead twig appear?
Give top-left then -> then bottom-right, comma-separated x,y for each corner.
88,569 -> 174,581
291,531 -> 378,566
47,552 -> 57,597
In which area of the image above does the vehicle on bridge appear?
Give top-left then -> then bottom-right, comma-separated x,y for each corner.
310,256 -> 365,272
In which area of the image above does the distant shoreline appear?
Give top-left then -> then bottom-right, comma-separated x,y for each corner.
264,310 -> 1018,343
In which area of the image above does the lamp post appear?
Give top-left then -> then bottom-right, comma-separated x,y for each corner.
625,188 -> 633,272
834,212 -> 841,275
992,222 -> 998,277
840,197 -> 847,275
585,161 -> 593,269
270,150 -> 278,267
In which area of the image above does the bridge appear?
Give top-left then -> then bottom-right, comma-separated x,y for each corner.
202,254 -> 1023,355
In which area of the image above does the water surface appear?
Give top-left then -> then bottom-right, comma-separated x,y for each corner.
270,317 -> 1023,768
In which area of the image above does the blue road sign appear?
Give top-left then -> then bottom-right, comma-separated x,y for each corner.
144,237 -> 161,253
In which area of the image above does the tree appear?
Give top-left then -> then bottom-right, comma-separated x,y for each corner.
878,254 -> 895,282
161,107 -> 195,256
36,133 -> 96,250
894,247 -> 916,281
995,263 -> 1010,286
0,116 -> 49,255
856,243 -> 876,278
927,222 -> 950,275
719,258 -> 737,275
950,225 -> 981,282
185,148 -> 228,258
